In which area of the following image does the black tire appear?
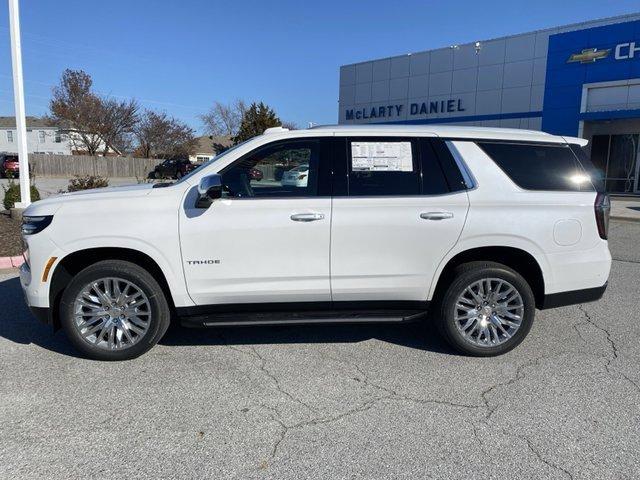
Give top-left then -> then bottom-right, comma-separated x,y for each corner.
60,260 -> 171,361
148,171 -> 157,179
434,261 -> 535,357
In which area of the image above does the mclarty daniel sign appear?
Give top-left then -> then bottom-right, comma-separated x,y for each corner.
346,98 -> 465,121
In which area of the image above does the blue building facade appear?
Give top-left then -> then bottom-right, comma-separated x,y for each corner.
543,19 -> 640,136
339,14 -> 640,194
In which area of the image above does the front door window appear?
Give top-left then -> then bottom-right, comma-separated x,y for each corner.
220,140 -> 319,198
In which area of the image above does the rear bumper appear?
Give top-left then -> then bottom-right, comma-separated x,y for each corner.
540,282 -> 608,309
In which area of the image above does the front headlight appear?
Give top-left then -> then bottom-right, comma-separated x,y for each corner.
21,215 -> 53,235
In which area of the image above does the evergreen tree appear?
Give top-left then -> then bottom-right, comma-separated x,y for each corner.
232,102 -> 282,144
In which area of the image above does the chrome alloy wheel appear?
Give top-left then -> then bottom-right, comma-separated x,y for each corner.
72,277 -> 152,351
454,278 -> 524,348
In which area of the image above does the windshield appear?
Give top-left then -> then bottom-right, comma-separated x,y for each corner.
174,140 -> 249,185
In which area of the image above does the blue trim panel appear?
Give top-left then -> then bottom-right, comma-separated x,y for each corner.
372,111 -> 542,125
579,108 -> 640,121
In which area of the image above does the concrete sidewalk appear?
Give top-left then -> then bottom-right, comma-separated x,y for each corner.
611,197 -> 640,222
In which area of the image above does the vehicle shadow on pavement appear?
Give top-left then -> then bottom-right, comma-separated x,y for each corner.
159,320 -> 453,354
0,275 -> 454,357
0,276 -> 79,357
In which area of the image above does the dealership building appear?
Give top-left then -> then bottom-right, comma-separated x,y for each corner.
338,13 -> 640,195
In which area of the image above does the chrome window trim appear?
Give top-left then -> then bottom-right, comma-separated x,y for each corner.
445,140 -> 478,190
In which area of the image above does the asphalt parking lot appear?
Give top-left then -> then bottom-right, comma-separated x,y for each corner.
1,220 -> 639,479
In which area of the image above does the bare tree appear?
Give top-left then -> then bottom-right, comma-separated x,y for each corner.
50,69 -> 140,156
98,98 -> 139,155
200,99 -> 247,137
49,69 -> 104,155
135,110 -> 198,159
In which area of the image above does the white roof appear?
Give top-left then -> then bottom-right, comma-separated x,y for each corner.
265,124 -> 584,145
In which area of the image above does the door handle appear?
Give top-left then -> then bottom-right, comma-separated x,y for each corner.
290,212 -> 325,222
420,211 -> 454,220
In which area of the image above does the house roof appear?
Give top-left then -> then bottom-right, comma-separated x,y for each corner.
194,135 -> 232,155
0,116 -> 57,129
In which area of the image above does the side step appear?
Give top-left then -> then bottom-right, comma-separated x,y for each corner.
180,310 -> 427,328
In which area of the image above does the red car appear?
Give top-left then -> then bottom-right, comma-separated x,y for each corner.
0,154 -> 21,178
249,167 -> 263,181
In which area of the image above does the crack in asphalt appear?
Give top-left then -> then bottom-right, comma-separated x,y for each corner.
218,296 -> 638,474
612,257 -> 640,265
349,361 -> 482,410
480,356 -> 544,421
511,429 -> 575,480
259,394 -> 391,462
223,342 -> 318,414
576,305 -> 640,394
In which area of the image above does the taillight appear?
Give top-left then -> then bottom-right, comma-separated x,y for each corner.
594,193 -> 610,240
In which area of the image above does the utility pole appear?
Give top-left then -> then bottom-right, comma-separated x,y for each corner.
8,0 -> 31,207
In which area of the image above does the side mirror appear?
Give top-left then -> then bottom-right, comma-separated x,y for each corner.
196,174 -> 223,208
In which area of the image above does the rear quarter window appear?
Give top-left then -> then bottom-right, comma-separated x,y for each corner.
569,144 -> 605,193
477,142 -> 595,192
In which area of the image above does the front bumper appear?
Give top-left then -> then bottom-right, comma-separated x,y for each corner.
29,306 -> 51,324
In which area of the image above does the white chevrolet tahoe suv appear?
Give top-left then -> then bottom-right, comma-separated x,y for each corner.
19,125 -> 611,360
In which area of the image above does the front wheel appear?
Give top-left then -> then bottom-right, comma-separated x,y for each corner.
60,260 -> 171,360
435,261 -> 535,356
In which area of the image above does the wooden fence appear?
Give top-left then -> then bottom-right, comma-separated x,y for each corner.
28,154 -> 165,178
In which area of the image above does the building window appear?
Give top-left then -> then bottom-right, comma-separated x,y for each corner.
7,131 -> 13,143
54,131 -> 62,143
38,130 -> 45,143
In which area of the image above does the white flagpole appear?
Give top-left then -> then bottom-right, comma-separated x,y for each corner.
8,0 -> 31,207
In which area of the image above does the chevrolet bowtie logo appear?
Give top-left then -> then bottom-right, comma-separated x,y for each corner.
567,48 -> 610,64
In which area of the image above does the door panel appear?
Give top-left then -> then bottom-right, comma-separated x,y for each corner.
179,138 -> 332,306
330,137 -> 469,302
180,197 -> 331,305
330,194 -> 468,301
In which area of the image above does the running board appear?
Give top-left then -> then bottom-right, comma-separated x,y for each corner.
180,310 -> 427,328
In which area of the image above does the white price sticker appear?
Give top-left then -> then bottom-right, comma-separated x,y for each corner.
351,142 -> 413,172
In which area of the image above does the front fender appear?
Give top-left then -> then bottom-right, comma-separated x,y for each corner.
52,236 -> 194,308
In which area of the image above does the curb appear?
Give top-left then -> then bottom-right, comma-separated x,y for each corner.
0,255 -> 24,270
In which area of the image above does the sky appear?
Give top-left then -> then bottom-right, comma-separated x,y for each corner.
0,0 -> 639,133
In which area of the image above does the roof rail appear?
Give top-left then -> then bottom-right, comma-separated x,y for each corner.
264,126 -> 289,134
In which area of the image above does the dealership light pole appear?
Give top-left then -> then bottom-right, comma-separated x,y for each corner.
8,0 -> 31,207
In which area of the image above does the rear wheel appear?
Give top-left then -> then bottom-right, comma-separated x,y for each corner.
60,260 -> 171,361
435,261 -> 535,356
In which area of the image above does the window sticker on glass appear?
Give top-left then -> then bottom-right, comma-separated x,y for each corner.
351,142 -> 413,172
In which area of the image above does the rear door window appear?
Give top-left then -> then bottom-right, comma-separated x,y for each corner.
477,142 -> 595,192
346,138 -> 421,196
